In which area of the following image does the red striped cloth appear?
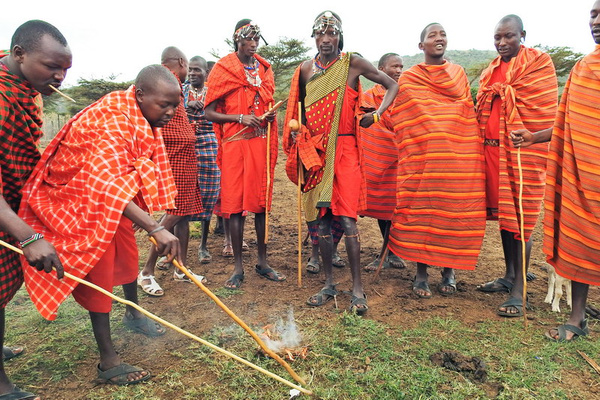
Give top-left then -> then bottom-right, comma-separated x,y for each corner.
19,86 -> 176,320
477,46 -> 558,240
358,83 -> 398,221
388,62 -> 486,270
543,45 -> 600,285
205,52 -> 277,216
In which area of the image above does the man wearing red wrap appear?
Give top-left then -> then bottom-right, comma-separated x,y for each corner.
283,11 -> 398,315
205,19 -> 283,289
20,65 -> 182,385
475,15 -> 558,318
0,20 -> 69,400
359,53 -> 406,273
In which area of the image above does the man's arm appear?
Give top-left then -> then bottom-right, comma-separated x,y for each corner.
0,196 -> 64,279
510,127 -> 553,148
205,100 -> 264,128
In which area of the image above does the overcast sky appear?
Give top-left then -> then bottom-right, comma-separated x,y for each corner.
1,0 -> 596,87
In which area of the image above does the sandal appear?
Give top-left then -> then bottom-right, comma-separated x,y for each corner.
364,256 -> 389,273
307,286 -> 338,306
387,253 -> 406,269
255,265 -> 286,282
306,257 -> 321,274
173,270 -> 207,284
224,274 -> 244,290
497,297 -> 531,318
545,319 -> 589,342
222,244 -> 234,257
122,312 -> 166,337
477,277 -> 513,293
97,363 -> 151,386
413,280 -> 432,299
156,256 -> 172,271
438,272 -> 457,296
198,248 -> 212,264
0,385 -> 38,399
332,252 -> 345,268
2,346 -> 24,362
349,294 -> 368,316
137,272 -> 164,297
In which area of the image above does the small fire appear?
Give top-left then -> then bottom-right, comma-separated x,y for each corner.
258,310 -> 309,361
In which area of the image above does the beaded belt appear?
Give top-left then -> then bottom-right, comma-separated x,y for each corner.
484,139 -> 500,147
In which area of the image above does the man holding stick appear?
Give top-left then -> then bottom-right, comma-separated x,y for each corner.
19,65 -> 182,385
205,19 -> 283,290
283,11 -> 398,314
512,0 -> 600,341
0,20 -> 69,400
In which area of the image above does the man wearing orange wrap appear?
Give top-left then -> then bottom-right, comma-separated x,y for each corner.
20,65 -> 182,385
512,0 -> 600,341
475,15 -> 558,318
283,11 -> 398,315
205,19 -> 283,290
359,52 -> 406,273
389,23 -> 486,299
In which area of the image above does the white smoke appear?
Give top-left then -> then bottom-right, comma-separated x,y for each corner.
262,308 -> 303,353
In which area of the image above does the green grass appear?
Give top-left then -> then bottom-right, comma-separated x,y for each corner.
5,289 -> 600,399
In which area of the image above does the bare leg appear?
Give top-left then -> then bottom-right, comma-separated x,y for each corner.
0,309 -> 33,397
229,212 -> 245,278
318,213 -> 334,289
498,233 -> 533,315
414,262 -> 430,297
141,214 -> 183,277
339,216 -> 363,299
255,212 -> 267,268
173,217 -> 190,267
547,281 -> 589,340
200,220 -> 210,253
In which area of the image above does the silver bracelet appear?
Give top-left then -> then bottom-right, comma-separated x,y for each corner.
238,114 -> 244,124
147,226 -> 165,236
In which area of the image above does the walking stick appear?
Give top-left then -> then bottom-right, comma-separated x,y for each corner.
265,102 -> 272,244
517,147 -> 528,327
373,223 -> 391,279
0,239 -> 311,395
149,238 -> 306,386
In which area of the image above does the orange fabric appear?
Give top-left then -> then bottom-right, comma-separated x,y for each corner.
71,216 -> 138,313
476,46 -> 558,240
543,45 -> 600,285
205,53 -> 277,216
358,83 -> 398,221
389,62 -> 485,270
19,86 -> 176,320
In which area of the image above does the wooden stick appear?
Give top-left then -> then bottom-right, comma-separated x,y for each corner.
0,239 -> 311,395
149,238 -> 306,386
230,100 -> 285,140
373,223 -> 391,279
265,102 -> 272,245
517,147 -> 528,327
297,101 -> 303,288
48,84 -> 76,103
577,350 -> 600,376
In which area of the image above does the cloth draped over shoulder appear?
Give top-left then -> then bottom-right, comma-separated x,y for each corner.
477,46 -> 558,240
388,62 -> 486,270
204,52 -> 277,213
282,53 -> 364,223
544,45 -> 600,285
358,83 -> 398,221
0,66 -> 43,308
19,86 -> 176,320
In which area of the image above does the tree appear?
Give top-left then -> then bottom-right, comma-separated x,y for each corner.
533,45 -> 584,77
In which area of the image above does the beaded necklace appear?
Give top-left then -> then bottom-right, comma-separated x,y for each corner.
312,51 -> 341,74
244,58 -> 262,87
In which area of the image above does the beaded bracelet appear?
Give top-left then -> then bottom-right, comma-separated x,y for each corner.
19,233 -> 44,249
238,114 -> 244,124
372,112 -> 380,124
147,226 -> 165,237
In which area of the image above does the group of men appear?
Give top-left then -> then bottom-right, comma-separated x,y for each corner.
1,2 -> 600,397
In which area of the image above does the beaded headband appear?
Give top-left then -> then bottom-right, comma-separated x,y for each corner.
233,22 -> 261,42
311,11 -> 343,37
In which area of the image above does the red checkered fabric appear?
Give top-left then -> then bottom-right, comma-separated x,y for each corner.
19,86 -> 176,320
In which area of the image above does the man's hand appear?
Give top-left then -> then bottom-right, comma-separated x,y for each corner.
360,112 -> 375,128
186,100 -> 203,112
23,239 -> 64,279
510,129 -> 534,148
149,228 -> 181,265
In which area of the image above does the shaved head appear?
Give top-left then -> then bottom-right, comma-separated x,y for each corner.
190,55 -> 207,69
135,65 -> 181,128
498,14 -> 524,32
135,64 -> 179,94
160,46 -> 188,82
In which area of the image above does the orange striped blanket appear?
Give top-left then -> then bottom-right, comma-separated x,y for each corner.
477,46 -> 558,240
19,86 -> 176,320
544,45 -> 600,285
388,62 -> 486,270
358,83 -> 398,221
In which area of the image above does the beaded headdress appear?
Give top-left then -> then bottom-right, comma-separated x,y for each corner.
311,11 -> 344,50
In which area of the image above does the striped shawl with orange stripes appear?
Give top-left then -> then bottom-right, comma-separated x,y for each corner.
388,61 -> 486,270
477,46 -> 558,241
543,45 -> 600,285
19,86 -> 176,320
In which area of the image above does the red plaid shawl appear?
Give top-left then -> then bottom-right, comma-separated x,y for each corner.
20,86 -> 176,320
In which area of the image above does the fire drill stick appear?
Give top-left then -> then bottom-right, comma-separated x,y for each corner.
517,147 -> 528,327
265,102 -> 272,244
0,239 -> 311,395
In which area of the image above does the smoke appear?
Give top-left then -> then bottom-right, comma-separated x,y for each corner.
262,308 -> 303,353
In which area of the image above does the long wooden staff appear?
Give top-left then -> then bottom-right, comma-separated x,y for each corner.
265,102 -> 272,244
293,101 -> 304,288
149,238 -> 306,386
517,147 -> 528,327
230,100 -> 286,140
373,223 -> 391,279
0,239 -> 311,395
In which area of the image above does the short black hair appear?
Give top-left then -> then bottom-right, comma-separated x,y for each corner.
135,64 -> 179,93
498,14 -> 524,32
11,20 -> 68,52
420,22 -> 442,42
378,53 -> 400,68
